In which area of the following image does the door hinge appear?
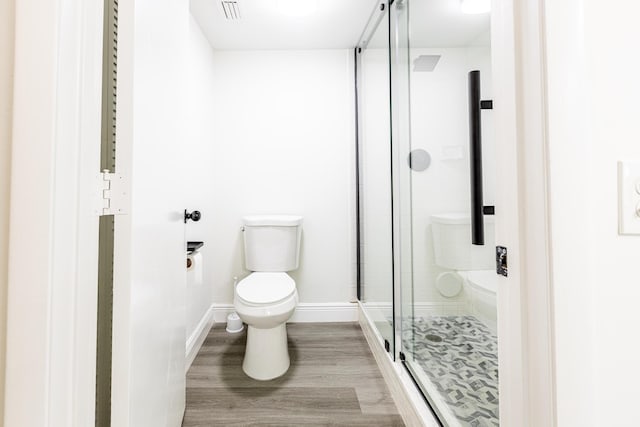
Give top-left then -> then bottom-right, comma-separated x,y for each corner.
384,339 -> 390,353
96,169 -> 128,216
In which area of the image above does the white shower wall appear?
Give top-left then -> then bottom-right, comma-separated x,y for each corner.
209,49 -> 357,305
358,45 -> 493,311
408,47 -> 493,308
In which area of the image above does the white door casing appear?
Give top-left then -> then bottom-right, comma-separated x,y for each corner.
4,0 -> 104,426
6,0 -> 189,425
493,0 -> 557,425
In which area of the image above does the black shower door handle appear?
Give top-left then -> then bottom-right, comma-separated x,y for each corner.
468,70 -> 494,245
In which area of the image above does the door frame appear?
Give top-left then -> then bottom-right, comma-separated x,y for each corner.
4,0 -> 104,425
492,0 -> 557,425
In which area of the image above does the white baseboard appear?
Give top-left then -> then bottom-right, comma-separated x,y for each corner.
358,303 -> 439,427
292,302 -> 358,322
185,304 -> 214,373
212,304 -> 234,323
211,302 -> 358,324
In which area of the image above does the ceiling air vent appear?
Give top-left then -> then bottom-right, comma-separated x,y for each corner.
221,1 -> 241,20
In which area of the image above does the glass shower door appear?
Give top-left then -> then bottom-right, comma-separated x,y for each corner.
395,1 -> 499,425
357,3 -> 395,355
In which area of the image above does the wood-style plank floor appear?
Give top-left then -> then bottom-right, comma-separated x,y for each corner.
182,322 -> 405,426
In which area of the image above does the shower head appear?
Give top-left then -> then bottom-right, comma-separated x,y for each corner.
413,55 -> 441,72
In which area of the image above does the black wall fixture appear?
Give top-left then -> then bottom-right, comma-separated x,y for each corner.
468,70 -> 494,245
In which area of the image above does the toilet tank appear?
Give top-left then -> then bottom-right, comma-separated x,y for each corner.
431,213 -> 494,270
243,215 -> 303,272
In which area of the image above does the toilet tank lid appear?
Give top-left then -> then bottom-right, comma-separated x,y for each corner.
243,215 -> 303,226
431,212 -> 494,225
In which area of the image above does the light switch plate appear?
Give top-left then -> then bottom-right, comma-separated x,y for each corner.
617,161 -> 640,235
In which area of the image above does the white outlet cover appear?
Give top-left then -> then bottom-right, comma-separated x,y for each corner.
617,161 -> 640,235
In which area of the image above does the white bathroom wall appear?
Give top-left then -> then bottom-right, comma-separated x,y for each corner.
209,49 -> 356,305
586,15 -> 640,420
544,0 -> 640,424
0,0 -> 14,420
184,15 -> 217,343
359,47 -> 393,306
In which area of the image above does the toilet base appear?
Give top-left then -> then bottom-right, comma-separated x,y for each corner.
242,323 -> 290,380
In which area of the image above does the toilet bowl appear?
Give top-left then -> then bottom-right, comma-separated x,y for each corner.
458,270 -> 497,333
435,270 -> 497,329
235,272 -> 298,380
234,215 -> 303,380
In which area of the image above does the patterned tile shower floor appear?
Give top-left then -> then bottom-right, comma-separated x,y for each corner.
403,316 -> 499,427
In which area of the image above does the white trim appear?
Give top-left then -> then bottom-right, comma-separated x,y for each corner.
292,302 -> 358,322
186,305 -> 215,372
493,0 -> 557,425
358,304 -> 438,427
5,0 -> 103,425
212,305 -> 233,323
212,302 -> 359,324
110,0 -> 134,423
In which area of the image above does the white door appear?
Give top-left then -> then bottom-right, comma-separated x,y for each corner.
111,0 -> 189,426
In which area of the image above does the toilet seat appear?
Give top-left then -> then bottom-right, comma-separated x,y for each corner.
236,272 -> 296,306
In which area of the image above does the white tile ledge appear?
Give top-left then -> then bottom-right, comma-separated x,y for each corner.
358,303 -> 440,427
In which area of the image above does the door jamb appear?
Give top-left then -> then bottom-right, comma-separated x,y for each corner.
4,0 -> 104,425
493,0 -> 557,425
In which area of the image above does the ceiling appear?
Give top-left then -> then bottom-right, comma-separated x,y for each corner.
409,0 -> 490,48
189,0 -> 490,51
189,0 -> 378,50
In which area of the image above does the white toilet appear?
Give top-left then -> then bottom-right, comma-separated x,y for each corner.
234,215 -> 302,380
431,213 -> 497,332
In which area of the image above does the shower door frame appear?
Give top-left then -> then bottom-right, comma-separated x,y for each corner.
355,0 -> 397,358
356,0 -> 558,426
